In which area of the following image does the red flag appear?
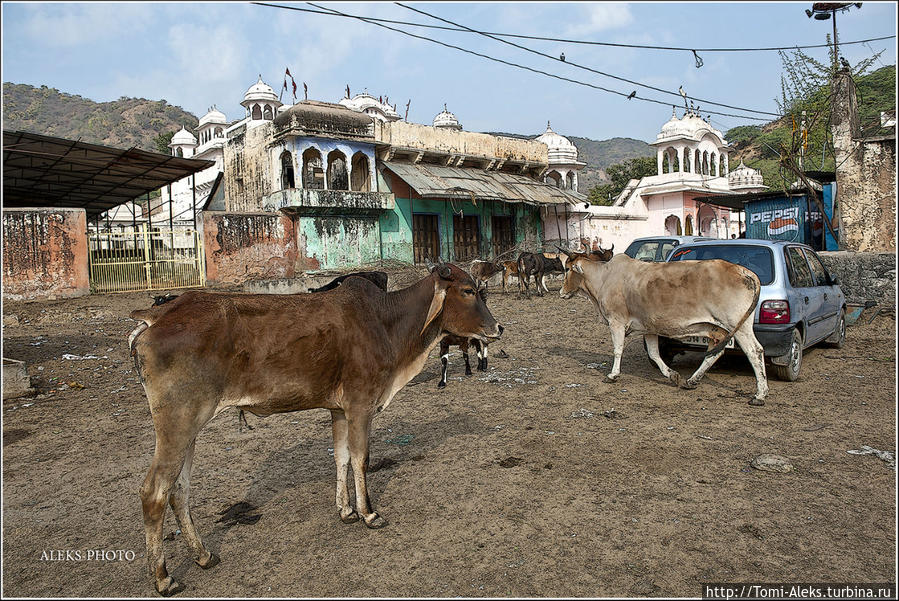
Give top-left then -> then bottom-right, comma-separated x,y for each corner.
292,79 -> 297,102
286,67 -> 292,77
303,82 -> 308,100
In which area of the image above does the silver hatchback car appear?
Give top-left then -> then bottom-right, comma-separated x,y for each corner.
662,239 -> 846,381
623,236 -> 713,262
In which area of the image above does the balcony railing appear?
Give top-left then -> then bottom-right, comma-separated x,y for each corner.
262,188 -> 395,213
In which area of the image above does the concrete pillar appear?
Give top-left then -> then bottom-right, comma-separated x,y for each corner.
724,154 -> 729,176
677,146 -> 684,172
657,149 -> 664,175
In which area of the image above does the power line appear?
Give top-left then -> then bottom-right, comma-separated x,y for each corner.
395,2 -> 781,118
262,2 -> 771,122
249,2 -> 895,53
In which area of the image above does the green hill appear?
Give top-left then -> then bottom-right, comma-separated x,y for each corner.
726,65 -> 895,189
2,82 -> 199,152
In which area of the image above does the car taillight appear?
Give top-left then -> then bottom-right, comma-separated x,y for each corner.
759,300 -> 790,324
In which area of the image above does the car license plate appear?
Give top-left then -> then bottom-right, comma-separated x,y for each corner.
683,336 -> 735,349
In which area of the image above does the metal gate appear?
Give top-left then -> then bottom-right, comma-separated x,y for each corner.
88,225 -> 205,293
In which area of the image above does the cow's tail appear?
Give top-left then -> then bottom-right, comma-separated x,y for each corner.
705,271 -> 760,358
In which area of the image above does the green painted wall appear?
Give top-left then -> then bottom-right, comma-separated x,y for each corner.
378,195 -> 543,263
298,214 -> 382,270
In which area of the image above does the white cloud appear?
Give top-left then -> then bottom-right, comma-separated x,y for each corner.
566,4 -> 634,36
21,3 -> 156,47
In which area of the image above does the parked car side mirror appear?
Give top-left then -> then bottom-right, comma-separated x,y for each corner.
829,274 -> 841,286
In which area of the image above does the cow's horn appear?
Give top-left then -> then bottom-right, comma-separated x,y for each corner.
437,264 -> 453,280
555,245 -> 573,258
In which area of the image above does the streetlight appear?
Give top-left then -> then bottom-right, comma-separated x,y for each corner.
805,3 -> 863,70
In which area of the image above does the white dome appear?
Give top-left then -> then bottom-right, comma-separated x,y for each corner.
241,76 -> 280,106
339,93 -> 400,122
656,109 -> 726,145
728,159 -> 765,189
198,105 -> 227,127
535,121 -> 578,164
169,126 -> 197,147
433,104 -> 462,130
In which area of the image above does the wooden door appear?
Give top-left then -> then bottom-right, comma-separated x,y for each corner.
453,215 -> 480,261
412,214 -> 440,264
492,215 -> 514,258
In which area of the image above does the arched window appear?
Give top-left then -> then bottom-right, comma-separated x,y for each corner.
545,170 -> 562,188
302,148 -> 324,189
175,147 -> 183,157
252,104 -> 262,120
566,172 -> 576,191
215,127 -> 223,138
350,152 -> 371,192
665,215 -> 682,236
703,151 -> 710,175
685,214 -> 694,235
280,151 -> 296,189
327,150 -> 348,190
263,105 -> 273,120
683,148 -> 691,173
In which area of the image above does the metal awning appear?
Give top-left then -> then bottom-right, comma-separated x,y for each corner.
3,130 -> 215,218
697,189 -> 811,210
383,161 -> 584,206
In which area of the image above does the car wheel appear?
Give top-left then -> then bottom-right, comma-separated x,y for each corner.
824,309 -> 846,349
770,328 -> 803,382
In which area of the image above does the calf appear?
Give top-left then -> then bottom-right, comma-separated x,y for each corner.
501,260 -> 519,293
558,249 -> 767,404
469,260 -> 505,292
436,287 -> 491,388
517,252 -> 545,298
539,254 -> 566,293
129,263 -> 502,595
309,270 -> 388,293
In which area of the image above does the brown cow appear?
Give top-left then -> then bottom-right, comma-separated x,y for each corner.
129,265 -> 502,595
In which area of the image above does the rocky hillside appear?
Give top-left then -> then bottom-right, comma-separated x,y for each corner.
2,82 -> 199,152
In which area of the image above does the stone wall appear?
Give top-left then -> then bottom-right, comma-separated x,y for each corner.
2,208 -> 89,301
831,69 -> 897,252
202,212 -> 297,285
819,251 -> 896,307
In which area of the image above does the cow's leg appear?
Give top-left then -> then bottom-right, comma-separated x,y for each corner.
540,274 -> 548,294
536,271 -> 545,296
141,434 -> 194,596
347,411 -> 387,529
519,271 -> 529,299
682,342 -> 727,390
605,323 -> 626,382
475,341 -> 488,371
644,334 -> 680,386
438,339 -> 450,389
461,339 -> 473,376
331,410 -> 358,523
167,440 -> 218,571
733,322 -> 768,406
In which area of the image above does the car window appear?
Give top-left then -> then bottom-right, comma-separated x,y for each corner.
786,247 -> 814,287
660,242 -> 678,261
633,242 -> 659,261
803,249 -> 830,287
668,244 -> 775,285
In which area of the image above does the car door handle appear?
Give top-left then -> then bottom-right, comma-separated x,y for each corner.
804,296 -> 809,304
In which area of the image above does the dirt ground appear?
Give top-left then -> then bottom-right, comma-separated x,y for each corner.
2,271 -> 896,597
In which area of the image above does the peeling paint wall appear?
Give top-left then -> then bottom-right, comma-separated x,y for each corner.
2,208 -> 89,301
379,169 -> 543,263
223,122 -> 276,213
831,69 -> 897,252
202,211 -> 297,285
297,215 -> 382,270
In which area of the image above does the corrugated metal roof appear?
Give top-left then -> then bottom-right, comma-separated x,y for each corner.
383,161 -> 584,206
3,130 -> 215,217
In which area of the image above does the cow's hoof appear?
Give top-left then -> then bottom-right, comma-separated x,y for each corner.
748,397 -> 766,407
340,510 -> 360,524
196,552 -> 219,570
364,513 -> 388,529
602,375 -> 619,384
681,380 -> 698,390
465,368 -> 472,376
156,576 -> 183,597
437,381 -> 446,389
667,371 -> 681,386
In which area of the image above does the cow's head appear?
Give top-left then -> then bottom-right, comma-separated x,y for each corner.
557,247 -> 591,299
422,263 -> 503,342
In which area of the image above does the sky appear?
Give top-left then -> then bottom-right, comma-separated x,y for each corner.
2,1 -> 896,143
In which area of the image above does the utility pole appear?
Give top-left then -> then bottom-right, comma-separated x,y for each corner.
799,110 -> 807,171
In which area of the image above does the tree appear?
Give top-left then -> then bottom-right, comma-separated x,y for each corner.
587,155 -> 657,205
154,130 -> 175,155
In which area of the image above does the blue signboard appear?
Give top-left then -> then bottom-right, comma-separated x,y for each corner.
745,185 -> 835,250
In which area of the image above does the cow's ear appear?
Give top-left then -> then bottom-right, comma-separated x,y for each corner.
421,283 -> 447,335
478,287 -> 488,301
